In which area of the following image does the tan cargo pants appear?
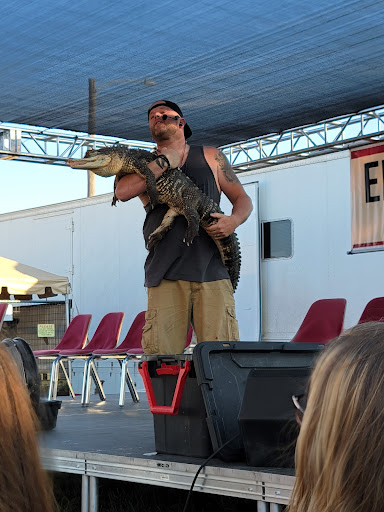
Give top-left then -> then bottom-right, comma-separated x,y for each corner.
141,279 -> 240,354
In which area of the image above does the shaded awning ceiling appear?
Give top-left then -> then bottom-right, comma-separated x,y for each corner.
0,257 -> 70,299
1,1 -> 384,147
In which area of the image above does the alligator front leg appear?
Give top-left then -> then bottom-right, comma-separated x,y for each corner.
182,205 -> 200,246
136,159 -> 159,207
147,208 -> 179,250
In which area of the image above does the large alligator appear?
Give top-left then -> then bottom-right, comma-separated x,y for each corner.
67,146 -> 241,290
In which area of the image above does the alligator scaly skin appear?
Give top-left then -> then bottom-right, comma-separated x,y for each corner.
153,165 -> 241,290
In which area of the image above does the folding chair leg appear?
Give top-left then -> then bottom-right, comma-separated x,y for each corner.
81,357 -> 92,406
90,360 -> 106,401
82,357 -> 106,406
59,359 -> 76,399
48,356 -> 61,400
119,357 -> 139,407
47,360 -> 55,400
126,363 -> 139,403
118,357 -> 128,407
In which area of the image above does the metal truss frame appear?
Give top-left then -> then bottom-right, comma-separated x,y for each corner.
221,105 -> 384,170
1,105 -> 384,170
0,125 -> 155,165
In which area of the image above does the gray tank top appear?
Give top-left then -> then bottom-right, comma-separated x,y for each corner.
143,145 -> 230,287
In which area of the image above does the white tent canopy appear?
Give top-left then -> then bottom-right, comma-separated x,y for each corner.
0,256 -> 70,299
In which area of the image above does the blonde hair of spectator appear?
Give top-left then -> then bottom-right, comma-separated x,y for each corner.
0,344 -> 56,511
289,322 -> 384,512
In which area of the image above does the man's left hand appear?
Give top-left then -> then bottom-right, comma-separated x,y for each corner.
206,213 -> 238,239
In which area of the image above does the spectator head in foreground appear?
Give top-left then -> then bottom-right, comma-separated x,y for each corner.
289,321 -> 384,512
0,344 -> 55,511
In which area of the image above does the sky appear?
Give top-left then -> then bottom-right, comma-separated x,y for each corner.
0,158 -> 116,215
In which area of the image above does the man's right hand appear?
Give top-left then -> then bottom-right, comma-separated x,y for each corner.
114,148 -> 180,204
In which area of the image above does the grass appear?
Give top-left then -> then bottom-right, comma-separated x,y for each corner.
53,473 -> 262,512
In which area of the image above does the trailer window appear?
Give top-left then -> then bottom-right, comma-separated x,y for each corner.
262,219 -> 292,259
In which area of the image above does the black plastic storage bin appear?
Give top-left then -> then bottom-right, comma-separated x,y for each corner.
139,354 -> 212,458
238,366 -> 311,468
38,399 -> 62,430
193,341 -> 322,462
140,342 -> 323,462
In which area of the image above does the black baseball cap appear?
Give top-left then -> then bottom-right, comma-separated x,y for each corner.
147,100 -> 192,139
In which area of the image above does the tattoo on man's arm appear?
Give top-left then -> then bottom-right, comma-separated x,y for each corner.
155,154 -> 170,169
215,151 -> 240,183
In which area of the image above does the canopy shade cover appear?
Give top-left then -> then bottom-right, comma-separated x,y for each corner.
0,257 -> 70,300
1,0 -> 384,147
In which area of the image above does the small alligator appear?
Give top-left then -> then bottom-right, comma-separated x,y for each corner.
67,146 -> 241,290
67,146 -> 160,207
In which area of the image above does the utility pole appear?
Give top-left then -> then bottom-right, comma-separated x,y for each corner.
87,78 -> 97,197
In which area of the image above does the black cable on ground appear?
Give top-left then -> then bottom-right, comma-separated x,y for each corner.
182,433 -> 240,512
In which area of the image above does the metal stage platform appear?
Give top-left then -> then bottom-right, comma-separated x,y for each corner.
39,393 -> 295,512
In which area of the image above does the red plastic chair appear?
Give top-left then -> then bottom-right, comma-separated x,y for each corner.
49,312 -> 124,401
358,297 -> 384,324
0,303 -> 7,331
82,311 -> 146,405
34,314 -> 92,357
118,323 -> 194,407
34,313 -> 92,400
291,298 -> 346,344
93,311 -> 145,357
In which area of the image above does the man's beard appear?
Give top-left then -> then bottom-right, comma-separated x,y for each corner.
151,124 -> 177,141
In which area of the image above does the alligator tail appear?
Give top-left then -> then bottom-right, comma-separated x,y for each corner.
199,198 -> 241,291
212,233 -> 241,291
